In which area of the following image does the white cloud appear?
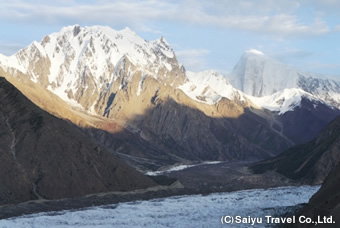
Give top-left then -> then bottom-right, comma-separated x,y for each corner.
299,0 -> 340,12
305,62 -> 340,69
0,0 -> 171,29
302,61 -> 340,75
176,49 -> 210,72
259,16 -> 329,37
0,0 -> 332,38
271,48 -> 314,63
335,25 -> 340,32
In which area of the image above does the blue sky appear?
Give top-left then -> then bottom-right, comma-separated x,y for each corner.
0,0 -> 339,75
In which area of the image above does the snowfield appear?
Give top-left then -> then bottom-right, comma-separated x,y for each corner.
0,185 -> 319,228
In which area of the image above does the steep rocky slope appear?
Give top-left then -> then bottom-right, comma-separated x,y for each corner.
251,115 -> 340,184
0,77 -> 156,205
294,162 -> 340,227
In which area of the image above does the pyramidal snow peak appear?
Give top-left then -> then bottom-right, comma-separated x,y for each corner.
227,49 -> 340,109
229,49 -> 301,97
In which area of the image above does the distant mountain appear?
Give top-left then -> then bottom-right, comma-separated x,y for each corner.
0,77 -> 156,205
251,115 -> 340,184
250,88 -> 340,144
228,49 -> 340,108
181,70 -> 339,144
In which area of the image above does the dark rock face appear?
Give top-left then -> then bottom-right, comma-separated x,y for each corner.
277,98 -> 340,144
0,77 -> 156,205
251,114 -> 340,227
251,115 -> 340,185
135,99 -> 292,162
295,163 -> 340,228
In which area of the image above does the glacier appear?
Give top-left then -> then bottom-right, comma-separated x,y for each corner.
0,185 -> 319,228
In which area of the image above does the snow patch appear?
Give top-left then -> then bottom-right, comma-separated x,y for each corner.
146,161 -> 223,176
137,74 -> 146,96
179,70 -> 246,105
249,88 -> 319,114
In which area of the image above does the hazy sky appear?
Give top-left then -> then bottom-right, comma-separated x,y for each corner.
0,0 -> 339,75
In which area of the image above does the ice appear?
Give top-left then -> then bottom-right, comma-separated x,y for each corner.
0,185 -> 320,228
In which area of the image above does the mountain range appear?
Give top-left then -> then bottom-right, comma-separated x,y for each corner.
1,25 -> 340,223
1,25 -> 340,172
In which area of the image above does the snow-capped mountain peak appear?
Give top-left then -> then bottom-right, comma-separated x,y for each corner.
1,25 -> 186,111
228,50 -> 299,97
179,70 -> 247,105
227,50 -> 340,109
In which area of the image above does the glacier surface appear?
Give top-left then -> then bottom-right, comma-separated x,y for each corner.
0,185 -> 319,228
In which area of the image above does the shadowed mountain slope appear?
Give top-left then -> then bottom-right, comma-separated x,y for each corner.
0,77 -> 156,205
251,115 -> 340,185
294,162 -> 340,227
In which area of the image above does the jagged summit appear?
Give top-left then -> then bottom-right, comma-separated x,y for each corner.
0,25 -> 186,112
